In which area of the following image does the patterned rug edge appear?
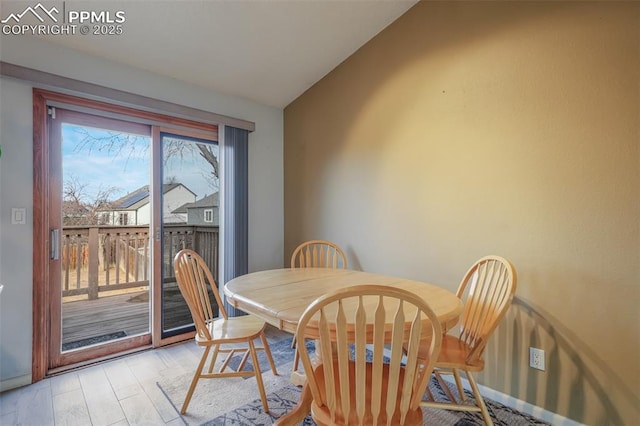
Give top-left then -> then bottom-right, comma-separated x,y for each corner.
157,375 -> 552,426
156,329 -> 551,426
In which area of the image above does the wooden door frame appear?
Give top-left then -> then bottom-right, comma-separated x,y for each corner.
32,89 -> 217,381
32,89 -> 49,381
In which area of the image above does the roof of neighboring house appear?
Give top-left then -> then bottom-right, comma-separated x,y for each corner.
172,192 -> 219,214
110,183 -> 195,210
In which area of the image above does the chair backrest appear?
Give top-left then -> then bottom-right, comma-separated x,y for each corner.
296,285 -> 442,425
290,240 -> 347,269
173,249 -> 227,341
456,255 -> 517,363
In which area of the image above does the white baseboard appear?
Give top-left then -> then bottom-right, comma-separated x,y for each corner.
440,375 -> 584,426
0,374 -> 32,393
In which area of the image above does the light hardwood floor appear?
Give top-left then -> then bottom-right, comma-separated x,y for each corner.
0,340 -> 207,426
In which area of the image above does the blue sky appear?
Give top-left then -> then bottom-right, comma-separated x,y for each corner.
62,124 -> 218,202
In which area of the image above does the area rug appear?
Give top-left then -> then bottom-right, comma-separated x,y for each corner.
205,380 -> 551,426
157,347 -> 294,425
157,330 -> 550,426
225,335 -> 315,376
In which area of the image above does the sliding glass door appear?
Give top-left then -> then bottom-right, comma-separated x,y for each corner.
49,107 -> 152,368
37,90 -> 222,371
158,130 -> 220,338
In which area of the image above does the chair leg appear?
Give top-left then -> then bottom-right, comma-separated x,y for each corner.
207,344 -> 220,374
261,332 -> 278,375
425,385 -> 435,402
452,368 -> 466,401
237,350 -> 251,371
466,370 -> 493,426
291,335 -> 300,372
249,339 -> 270,413
434,370 -> 458,404
181,345 -> 211,414
292,347 -> 300,372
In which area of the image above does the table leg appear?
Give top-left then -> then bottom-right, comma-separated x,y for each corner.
275,382 -> 312,426
289,338 -> 329,386
290,369 -> 307,387
285,337 -> 328,422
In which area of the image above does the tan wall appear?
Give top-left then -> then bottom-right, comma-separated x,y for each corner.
284,2 -> 639,424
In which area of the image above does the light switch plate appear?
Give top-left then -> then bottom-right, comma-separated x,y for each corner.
11,208 -> 26,225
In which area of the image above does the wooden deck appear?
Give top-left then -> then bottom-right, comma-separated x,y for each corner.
61,285 -> 193,348
62,290 -> 149,345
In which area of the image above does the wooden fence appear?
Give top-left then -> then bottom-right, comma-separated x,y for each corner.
61,224 -> 219,299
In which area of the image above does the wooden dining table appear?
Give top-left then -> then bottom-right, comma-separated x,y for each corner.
223,267 -> 463,424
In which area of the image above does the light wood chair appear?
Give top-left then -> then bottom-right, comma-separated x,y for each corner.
296,284 -> 443,426
290,239 -> 348,372
173,249 -> 278,414
290,239 -> 348,269
420,255 -> 517,425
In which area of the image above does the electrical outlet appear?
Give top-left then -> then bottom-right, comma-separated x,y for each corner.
530,347 -> 545,371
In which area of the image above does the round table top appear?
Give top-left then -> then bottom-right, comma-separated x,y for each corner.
224,268 -> 462,334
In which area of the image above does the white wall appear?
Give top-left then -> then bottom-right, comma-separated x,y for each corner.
0,36 -> 284,388
0,77 -> 34,390
163,186 -> 195,224
136,204 -> 150,226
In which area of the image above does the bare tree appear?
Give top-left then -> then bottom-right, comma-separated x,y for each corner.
73,128 -> 219,192
162,138 -> 219,192
63,175 -> 120,226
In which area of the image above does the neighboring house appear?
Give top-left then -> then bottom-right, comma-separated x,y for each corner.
173,192 -> 219,226
99,183 -> 196,225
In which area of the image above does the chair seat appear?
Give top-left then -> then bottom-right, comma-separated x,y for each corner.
195,315 -> 266,345
311,360 -> 423,426
418,335 -> 485,372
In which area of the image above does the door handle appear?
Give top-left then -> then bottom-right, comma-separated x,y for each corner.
50,228 -> 60,260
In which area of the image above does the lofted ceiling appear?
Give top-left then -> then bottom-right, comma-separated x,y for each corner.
14,0 -> 418,108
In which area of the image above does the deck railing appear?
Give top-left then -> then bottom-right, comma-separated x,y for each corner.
61,224 -> 219,300
161,225 -> 219,283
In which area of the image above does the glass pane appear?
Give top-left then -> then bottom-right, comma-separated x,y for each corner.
160,132 -> 220,337
61,122 -> 150,351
